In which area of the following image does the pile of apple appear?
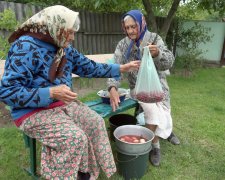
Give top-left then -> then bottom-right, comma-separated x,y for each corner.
119,135 -> 147,143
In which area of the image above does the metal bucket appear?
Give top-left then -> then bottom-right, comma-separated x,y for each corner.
113,125 -> 154,155
114,125 -> 154,180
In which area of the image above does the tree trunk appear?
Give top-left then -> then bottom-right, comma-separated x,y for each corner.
142,0 -> 181,40
142,0 -> 157,32
161,0 -> 181,39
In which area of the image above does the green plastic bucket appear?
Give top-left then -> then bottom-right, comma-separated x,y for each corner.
116,148 -> 150,180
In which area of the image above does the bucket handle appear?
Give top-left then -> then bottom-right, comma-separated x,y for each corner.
116,154 -> 139,163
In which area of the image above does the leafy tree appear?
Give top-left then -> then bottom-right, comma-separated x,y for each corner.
0,9 -> 20,59
142,0 -> 181,39
6,0 -> 224,39
194,0 -> 225,17
0,9 -> 19,30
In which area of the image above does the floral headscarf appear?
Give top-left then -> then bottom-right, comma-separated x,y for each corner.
8,5 -> 80,82
121,10 -> 147,60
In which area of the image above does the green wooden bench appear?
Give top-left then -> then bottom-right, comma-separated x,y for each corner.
23,98 -> 138,179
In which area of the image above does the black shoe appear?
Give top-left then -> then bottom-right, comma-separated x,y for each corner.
149,148 -> 161,166
77,171 -> 90,180
167,132 -> 180,145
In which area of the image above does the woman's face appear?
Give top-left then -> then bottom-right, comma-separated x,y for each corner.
63,29 -> 75,48
124,18 -> 138,40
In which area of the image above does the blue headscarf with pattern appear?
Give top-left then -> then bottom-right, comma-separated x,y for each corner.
122,10 -> 147,60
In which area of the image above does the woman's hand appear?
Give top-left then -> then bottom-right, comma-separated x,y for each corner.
120,60 -> 140,73
109,87 -> 120,111
50,84 -> 77,104
147,43 -> 159,58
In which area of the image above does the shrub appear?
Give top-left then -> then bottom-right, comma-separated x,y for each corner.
172,51 -> 203,77
172,21 -> 212,76
0,9 -> 19,60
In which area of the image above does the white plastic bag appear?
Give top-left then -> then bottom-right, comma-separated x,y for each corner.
134,47 -> 164,103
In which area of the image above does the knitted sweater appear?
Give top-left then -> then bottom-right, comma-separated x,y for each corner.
0,35 -> 120,126
107,31 -> 175,108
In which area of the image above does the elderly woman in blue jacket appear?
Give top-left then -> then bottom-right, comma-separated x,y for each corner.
0,5 -> 140,180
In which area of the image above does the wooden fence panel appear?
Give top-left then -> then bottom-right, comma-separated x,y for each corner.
0,1 -> 125,54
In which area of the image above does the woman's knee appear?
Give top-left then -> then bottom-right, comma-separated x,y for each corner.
63,128 -> 88,149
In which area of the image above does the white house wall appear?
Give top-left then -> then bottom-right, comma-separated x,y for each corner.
177,21 -> 225,63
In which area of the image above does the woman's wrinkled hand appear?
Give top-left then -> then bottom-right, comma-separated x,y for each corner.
109,87 -> 120,112
50,84 -> 77,104
120,60 -> 140,73
147,43 -> 159,58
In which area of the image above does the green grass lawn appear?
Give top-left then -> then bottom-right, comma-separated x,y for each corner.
0,67 -> 225,180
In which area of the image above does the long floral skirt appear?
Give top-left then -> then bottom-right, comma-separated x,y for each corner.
19,102 -> 116,179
